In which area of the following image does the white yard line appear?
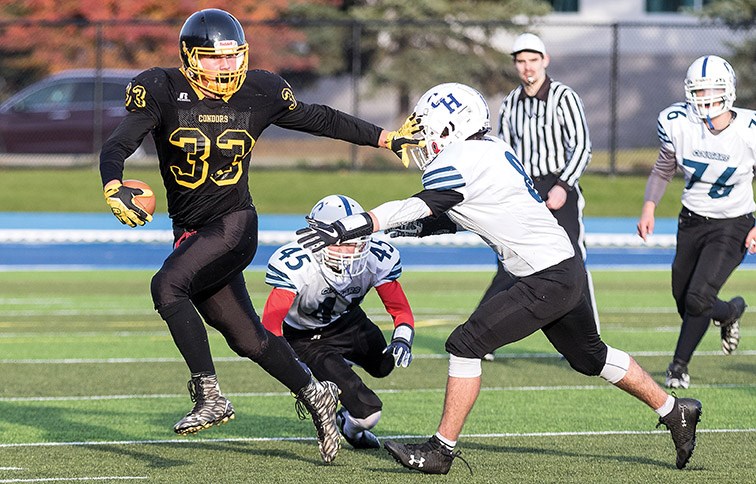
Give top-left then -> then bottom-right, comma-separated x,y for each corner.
0,428 -> 752,450
0,478 -> 147,483
1,349 -> 754,365
1,382 -> 753,403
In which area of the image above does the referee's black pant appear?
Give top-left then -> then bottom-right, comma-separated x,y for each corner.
671,206 -> 752,365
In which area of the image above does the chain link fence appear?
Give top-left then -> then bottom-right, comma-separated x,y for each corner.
0,18 -> 752,173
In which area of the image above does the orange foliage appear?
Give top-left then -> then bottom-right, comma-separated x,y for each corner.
0,0 -> 318,75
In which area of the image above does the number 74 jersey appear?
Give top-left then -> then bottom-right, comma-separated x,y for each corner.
657,103 -> 756,218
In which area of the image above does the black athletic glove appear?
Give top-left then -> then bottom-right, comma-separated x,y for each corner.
296,213 -> 374,253
385,214 -> 458,238
383,324 -> 414,368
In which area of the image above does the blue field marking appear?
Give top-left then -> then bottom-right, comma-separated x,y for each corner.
0,242 -> 681,270
0,213 -> 678,234
1,213 -> 754,270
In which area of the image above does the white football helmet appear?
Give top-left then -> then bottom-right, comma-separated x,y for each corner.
308,194 -> 370,278
407,83 -> 490,170
684,55 -> 736,120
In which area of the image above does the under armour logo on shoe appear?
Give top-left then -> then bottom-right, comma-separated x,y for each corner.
408,455 -> 425,467
679,405 -> 688,427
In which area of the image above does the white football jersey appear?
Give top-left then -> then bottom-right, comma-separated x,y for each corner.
265,239 -> 402,331
423,136 -> 574,277
657,103 -> 756,218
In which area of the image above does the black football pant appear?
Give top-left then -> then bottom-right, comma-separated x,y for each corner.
448,255 -> 607,377
151,207 -> 310,393
477,174 -> 599,329
283,307 -> 395,419
671,206 -> 752,365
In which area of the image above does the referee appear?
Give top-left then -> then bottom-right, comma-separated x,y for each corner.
478,33 -> 598,357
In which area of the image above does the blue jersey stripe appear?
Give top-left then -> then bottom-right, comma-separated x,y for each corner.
422,165 -> 458,180
265,264 -> 296,289
657,121 -> 671,144
386,260 -> 402,280
424,176 -> 466,191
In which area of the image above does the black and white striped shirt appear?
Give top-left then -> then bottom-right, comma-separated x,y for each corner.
497,78 -> 592,188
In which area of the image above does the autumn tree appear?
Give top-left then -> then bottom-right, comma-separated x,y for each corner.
697,0 -> 755,108
0,0 -> 319,99
284,0 -> 552,114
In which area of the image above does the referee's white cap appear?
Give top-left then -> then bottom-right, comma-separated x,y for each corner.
511,33 -> 546,56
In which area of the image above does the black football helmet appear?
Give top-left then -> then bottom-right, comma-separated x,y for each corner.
179,9 -> 249,96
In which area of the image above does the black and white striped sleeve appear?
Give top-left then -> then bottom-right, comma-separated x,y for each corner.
556,87 -> 592,187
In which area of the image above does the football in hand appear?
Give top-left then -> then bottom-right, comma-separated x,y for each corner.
122,179 -> 156,216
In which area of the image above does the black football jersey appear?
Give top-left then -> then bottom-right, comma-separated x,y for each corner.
100,68 -> 382,228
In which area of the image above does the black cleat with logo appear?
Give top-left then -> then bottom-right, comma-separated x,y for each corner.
384,436 -> 459,475
656,397 -> 702,469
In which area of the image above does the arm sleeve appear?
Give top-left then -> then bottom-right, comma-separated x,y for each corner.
261,288 -> 296,337
370,196 -> 433,231
274,101 -> 383,147
644,147 -> 677,204
412,189 -> 464,216
558,89 -> 592,188
375,280 -> 414,329
99,110 -> 156,185
99,70 -> 162,185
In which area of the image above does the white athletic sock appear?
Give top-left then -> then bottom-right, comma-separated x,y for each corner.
655,395 -> 676,417
434,432 -> 456,450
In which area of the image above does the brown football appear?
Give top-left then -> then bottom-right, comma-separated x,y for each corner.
122,179 -> 156,215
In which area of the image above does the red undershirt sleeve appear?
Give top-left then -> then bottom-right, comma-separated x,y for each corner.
375,280 -> 414,328
261,288 -> 296,336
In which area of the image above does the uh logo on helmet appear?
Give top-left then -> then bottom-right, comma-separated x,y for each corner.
407,83 -> 491,170
307,195 -> 371,279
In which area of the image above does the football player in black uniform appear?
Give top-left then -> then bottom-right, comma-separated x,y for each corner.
99,8 -> 413,464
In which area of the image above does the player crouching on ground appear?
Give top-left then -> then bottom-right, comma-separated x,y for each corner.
296,83 -> 702,473
262,194 -> 416,449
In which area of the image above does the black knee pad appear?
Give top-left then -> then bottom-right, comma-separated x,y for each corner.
367,353 -> 395,378
344,388 -> 383,419
445,324 -> 483,359
564,343 -> 607,377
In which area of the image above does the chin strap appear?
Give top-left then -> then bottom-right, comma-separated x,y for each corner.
705,115 -> 715,130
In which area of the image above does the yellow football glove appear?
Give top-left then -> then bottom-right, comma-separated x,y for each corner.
386,113 -> 425,168
103,181 -> 153,227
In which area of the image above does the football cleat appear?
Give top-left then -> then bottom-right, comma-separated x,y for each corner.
174,373 -> 235,435
384,436 -> 471,475
656,397 -> 702,469
665,362 -> 690,389
713,296 -> 745,355
295,377 -> 341,464
336,408 -> 380,449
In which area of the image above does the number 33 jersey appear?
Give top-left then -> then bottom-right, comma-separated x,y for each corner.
657,103 -> 756,218
100,67 -> 380,228
264,240 -> 402,331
